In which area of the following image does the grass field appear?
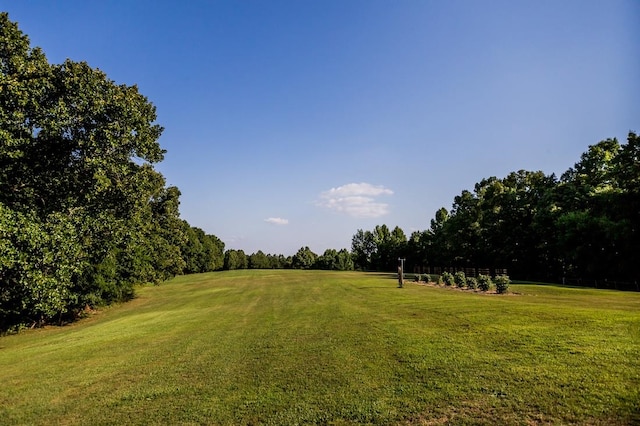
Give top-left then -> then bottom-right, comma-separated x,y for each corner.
1,270 -> 639,425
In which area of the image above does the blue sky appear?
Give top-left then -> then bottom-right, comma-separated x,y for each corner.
4,1 -> 639,255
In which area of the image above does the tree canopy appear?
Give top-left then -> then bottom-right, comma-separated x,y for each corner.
0,13 -> 224,331
396,133 -> 639,285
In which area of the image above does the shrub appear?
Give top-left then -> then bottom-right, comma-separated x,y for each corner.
477,274 -> 493,292
454,271 -> 467,288
467,276 -> 478,290
437,274 -> 444,285
441,271 -> 454,286
413,274 -> 420,282
494,275 -> 510,294
423,274 -> 432,283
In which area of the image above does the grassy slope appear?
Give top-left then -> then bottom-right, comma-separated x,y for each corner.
1,270 -> 639,425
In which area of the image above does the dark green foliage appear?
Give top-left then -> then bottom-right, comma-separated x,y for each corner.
477,275 -> 493,292
467,276 -> 478,289
0,13 -> 161,328
334,249 -> 355,271
454,271 -> 467,288
350,137 -> 638,283
292,246 -> 317,269
181,223 -> 223,274
441,271 -> 454,286
351,229 -> 375,270
0,14 -> 223,331
224,248 -> 354,272
223,250 -> 248,270
494,275 -> 510,294
351,225 -> 407,271
248,251 -> 271,269
0,205 -> 85,327
315,249 -> 354,271
246,250 -> 295,270
268,254 -> 292,269
393,132 -> 639,286
407,231 -> 430,274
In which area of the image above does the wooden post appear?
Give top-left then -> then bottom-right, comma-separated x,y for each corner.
398,258 -> 405,288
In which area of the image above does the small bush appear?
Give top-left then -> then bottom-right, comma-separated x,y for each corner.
494,275 -> 510,294
414,274 -> 420,282
423,274 -> 432,283
441,271 -> 454,286
477,274 -> 493,291
467,276 -> 478,290
454,271 -> 467,288
437,274 -> 444,285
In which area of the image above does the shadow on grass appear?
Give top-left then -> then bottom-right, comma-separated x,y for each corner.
511,279 -> 639,292
362,272 -> 398,279
355,272 -> 402,290
356,286 -> 403,290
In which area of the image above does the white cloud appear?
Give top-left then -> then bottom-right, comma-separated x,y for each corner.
317,183 -> 393,218
264,217 -> 289,225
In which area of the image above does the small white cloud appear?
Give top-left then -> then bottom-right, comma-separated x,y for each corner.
317,183 -> 393,218
264,217 -> 289,225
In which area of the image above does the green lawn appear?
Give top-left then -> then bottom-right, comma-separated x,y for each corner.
1,270 -> 639,425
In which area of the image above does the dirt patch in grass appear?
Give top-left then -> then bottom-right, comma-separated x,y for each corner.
412,281 -> 521,295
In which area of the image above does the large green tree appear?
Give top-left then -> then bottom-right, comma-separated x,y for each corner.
248,250 -> 271,269
350,225 -> 407,272
351,229 -> 376,270
292,246 -> 317,270
0,13 -> 218,330
316,249 -> 354,271
223,249 -> 248,270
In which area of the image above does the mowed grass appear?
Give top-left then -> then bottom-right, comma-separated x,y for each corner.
1,271 -> 639,425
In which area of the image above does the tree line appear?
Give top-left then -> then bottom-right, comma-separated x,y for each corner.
351,133 -> 640,287
0,14 -> 227,331
223,247 -> 354,271
230,130 -> 640,290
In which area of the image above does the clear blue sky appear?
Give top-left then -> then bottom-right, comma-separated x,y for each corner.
4,1 -> 639,255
